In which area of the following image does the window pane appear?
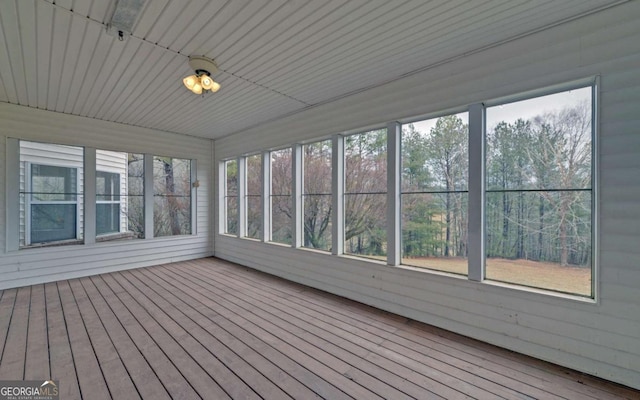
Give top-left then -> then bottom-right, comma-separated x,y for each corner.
485,87 -> 593,296
30,203 -> 77,243
96,151 -> 144,241
223,160 -> 238,235
344,193 -> 386,259
96,171 -> 120,201
272,196 -> 291,244
303,194 -> 332,251
154,156 -> 191,237
245,155 -> 262,239
246,195 -> 261,239
154,196 -> 191,236
401,113 -> 469,274
20,141 -> 84,247
226,160 -> 238,196
225,196 -> 238,235
402,193 -> 468,275
31,165 -> 77,201
127,153 -> 145,238
303,140 -> 332,251
96,203 -> 120,235
344,130 -> 387,259
271,149 -> 292,244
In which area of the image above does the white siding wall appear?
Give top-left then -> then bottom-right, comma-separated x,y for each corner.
1,103 -> 213,289
214,2 -> 640,390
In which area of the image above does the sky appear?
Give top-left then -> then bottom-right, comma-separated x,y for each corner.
405,86 -> 591,134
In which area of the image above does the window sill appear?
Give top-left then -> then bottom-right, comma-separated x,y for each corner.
21,238 -> 84,250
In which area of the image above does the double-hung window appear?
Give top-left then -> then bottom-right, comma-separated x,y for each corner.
28,164 -> 80,244
96,170 -> 121,236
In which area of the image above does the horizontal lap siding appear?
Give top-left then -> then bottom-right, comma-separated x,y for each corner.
0,104 -> 213,289
214,2 -> 640,390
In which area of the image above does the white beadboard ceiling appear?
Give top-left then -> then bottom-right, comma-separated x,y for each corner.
0,0 -> 625,140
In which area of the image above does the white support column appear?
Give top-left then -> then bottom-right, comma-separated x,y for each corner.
144,154 -> 154,239
292,144 -> 303,248
468,103 -> 485,282
387,122 -> 401,266
6,138 -> 20,252
261,151 -> 271,242
331,134 -> 344,255
84,147 -> 97,244
237,156 -> 246,238
191,159 -> 198,235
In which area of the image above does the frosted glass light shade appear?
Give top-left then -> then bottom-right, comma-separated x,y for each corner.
200,75 -> 214,90
210,81 -> 221,92
183,75 -> 198,90
191,82 -> 203,94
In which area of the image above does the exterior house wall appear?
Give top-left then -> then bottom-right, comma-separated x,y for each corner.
213,2 -> 640,390
1,103 -> 213,289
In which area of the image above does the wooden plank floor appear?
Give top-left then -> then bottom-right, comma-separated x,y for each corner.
0,258 -> 638,399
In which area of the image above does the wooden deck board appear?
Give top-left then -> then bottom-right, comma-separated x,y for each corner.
0,257 -> 638,400
24,284 -> 49,380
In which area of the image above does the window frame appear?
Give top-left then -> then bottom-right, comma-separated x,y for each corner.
399,111 -> 471,276
96,170 -> 122,237
268,147 -> 293,245
342,128 -> 389,260
301,139 -> 334,252
25,161 -> 81,246
152,155 -> 194,237
481,80 -> 597,297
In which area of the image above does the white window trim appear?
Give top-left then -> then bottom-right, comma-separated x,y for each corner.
25,161 -> 81,246
96,170 -> 122,236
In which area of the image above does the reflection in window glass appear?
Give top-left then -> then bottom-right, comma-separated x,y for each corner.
19,141 -> 84,247
344,129 -> 387,259
154,156 -> 191,237
271,149 -> 292,244
245,154 -> 262,239
224,159 -> 238,235
303,140 -> 332,251
485,87 -> 593,296
401,113 -> 469,275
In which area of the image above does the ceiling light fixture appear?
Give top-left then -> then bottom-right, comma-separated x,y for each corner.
183,56 -> 221,95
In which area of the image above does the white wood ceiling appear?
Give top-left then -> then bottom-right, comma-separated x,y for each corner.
0,0 -> 625,139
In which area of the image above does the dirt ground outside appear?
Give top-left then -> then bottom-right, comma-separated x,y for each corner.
401,256 -> 592,297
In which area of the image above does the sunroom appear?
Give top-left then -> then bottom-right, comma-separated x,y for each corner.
0,0 -> 639,398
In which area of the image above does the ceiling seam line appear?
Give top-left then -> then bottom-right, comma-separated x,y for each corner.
37,0 -> 310,107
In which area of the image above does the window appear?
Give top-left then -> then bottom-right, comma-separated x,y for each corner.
303,140 -> 332,251
485,87 -> 593,296
126,153 -> 145,238
215,80 -> 595,298
401,113 -> 469,275
95,150 -> 144,241
270,149 -> 292,244
245,154 -> 262,239
344,129 -> 387,259
19,141 -> 84,247
153,156 -> 192,237
96,171 -> 120,235
224,159 -> 238,235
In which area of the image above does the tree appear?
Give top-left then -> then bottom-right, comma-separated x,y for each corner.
344,130 -> 387,255
424,115 -> 468,257
303,141 -> 332,249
